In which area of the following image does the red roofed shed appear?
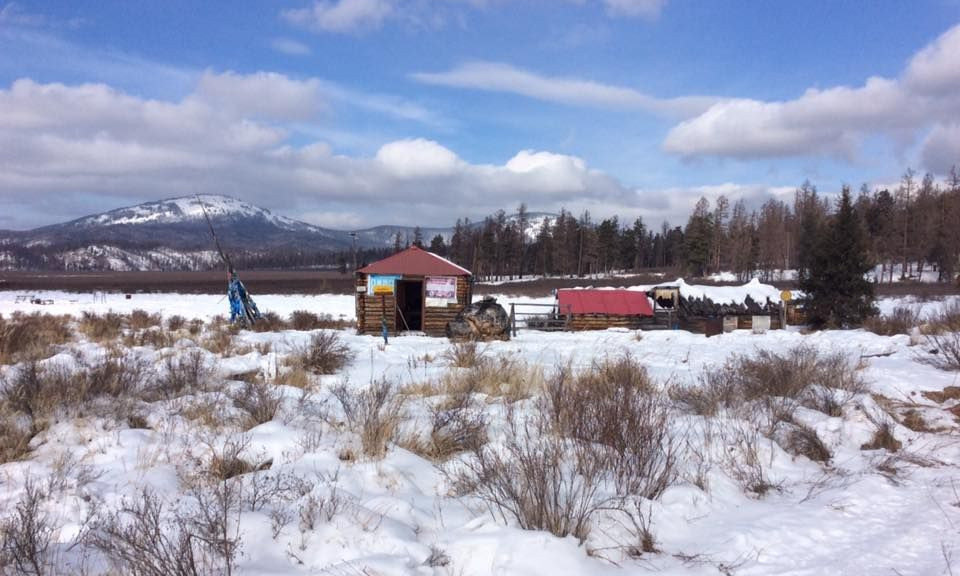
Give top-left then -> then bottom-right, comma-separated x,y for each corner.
557,289 -> 655,331
356,246 -> 473,336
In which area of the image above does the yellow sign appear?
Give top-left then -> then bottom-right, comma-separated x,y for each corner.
780,290 -> 792,302
373,284 -> 394,295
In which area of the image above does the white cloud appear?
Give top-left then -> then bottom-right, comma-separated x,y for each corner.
271,37 -> 311,56
282,0 -> 393,33
195,71 -> 326,121
412,61 -> 716,117
282,0 -> 667,35
0,76 -> 659,229
921,123 -> 960,174
602,0 -> 665,19
662,23 -> 960,169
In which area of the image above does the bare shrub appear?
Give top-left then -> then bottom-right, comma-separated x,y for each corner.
124,328 -> 175,349
208,436 -> 255,481
928,300 -> 960,333
919,331 -> 960,371
251,311 -> 287,333
0,312 -> 72,364
290,331 -> 353,375
231,380 -> 281,429
201,324 -> 237,355
332,379 -> 406,459
88,487 -> 238,576
151,349 -> 213,400
0,478 -> 56,576
442,342 -> 485,368
167,315 -> 187,332
695,346 -> 866,422
288,310 -> 350,331
79,311 -> 125,342
717,418 -> 780,496
450,405 -> 608,543
188,319 -> 204,337
80,352 -> 151,400
543,357 -> 678,499
863,306 -> 921,336
129,309 -> 162,331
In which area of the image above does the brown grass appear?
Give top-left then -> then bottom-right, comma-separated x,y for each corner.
863,306 -> 922,336
439,355 -> 543,402
79,311 -> 125,342
128,309 -> 162,331
332,379 -> 406,459
0,409 -> 33,464
232,379 -> 281,430
861,421 -> 902,452
0,312 -> 72,364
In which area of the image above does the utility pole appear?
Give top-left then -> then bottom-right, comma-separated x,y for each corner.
349,232 -> 358,272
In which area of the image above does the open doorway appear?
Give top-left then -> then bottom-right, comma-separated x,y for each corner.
395,280 -> 423,331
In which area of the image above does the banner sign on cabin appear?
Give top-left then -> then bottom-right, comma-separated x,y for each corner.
425,276 -> 457,307
367,274 -> 401,296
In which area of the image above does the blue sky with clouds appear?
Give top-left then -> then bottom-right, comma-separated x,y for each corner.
1,0 -> 960,230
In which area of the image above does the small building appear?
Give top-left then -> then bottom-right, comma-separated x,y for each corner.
557,289 -> 656,331
648,278 -> 783,336
355,246 -> 472,337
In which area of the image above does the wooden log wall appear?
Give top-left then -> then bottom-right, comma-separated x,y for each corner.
356,274 -> 471,336
569,314 -> 657,331
355,274 -> 397,335
421,276 -> 470,337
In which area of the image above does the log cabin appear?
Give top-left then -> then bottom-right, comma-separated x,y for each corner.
355,246 -> 472,337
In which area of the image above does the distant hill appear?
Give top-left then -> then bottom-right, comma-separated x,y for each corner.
0,195 -> 554,271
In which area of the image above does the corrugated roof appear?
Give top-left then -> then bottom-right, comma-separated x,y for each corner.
357,246 -> 472,276
557,289 -> 654,316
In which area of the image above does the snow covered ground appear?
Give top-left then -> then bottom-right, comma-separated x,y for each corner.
2,289 -> 960,575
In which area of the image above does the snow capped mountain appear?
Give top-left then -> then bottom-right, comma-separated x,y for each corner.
0,195 -> 560,271
69,195 -> 317,234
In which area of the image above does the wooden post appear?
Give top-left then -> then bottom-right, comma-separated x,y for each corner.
510,303 -> 516,338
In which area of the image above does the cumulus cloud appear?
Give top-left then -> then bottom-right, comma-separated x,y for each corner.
412,61 -> 716,117
282,0 -> 393,33
0,75 -> 686,229
662,23 -> 960,168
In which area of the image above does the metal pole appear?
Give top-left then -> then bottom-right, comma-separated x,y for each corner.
349,232 -> 358,272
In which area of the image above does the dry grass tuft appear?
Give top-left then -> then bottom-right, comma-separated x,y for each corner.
782,423 -> 831,462
861,420 -> 901,452
274,366 -> 311,389
128,309 -> 162,331
0,312 -> 72,364
442,342 -> 486,368
79,311 -> 125,342
440,355 -> 543,402
333,379 -> 406,459
0,409 -> 33,464
900,409 -> 935,433
166,315 -> 186,332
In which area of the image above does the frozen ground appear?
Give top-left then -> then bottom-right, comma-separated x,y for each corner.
1,289 -> 960,575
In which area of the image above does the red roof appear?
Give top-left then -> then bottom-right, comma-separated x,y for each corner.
557,289 -> 654,316
357,246 -> 471,276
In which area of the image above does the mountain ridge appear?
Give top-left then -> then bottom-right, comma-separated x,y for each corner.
0,195 -> 554,271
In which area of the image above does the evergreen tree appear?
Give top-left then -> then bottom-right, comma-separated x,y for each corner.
801,186 -> 877,328
683,197 -> 713,276
429,234 -> 446,256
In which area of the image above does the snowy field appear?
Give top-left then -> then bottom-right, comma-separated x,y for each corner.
2,289 -> 960,575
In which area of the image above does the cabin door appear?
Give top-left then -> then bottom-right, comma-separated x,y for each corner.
396,280 -> 423,331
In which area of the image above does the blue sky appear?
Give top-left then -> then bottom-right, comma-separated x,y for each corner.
1,1 -> 959,230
